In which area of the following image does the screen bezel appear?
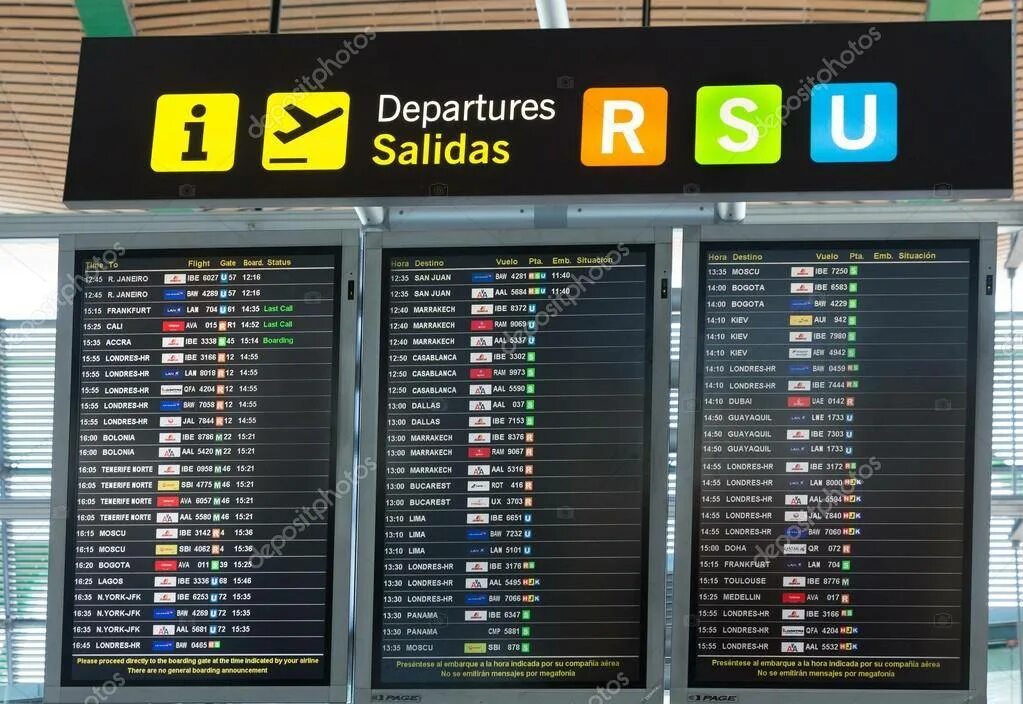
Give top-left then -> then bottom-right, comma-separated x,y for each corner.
44,230 -> 360,704
671,223 -> 995,704
354,228 -> 673,704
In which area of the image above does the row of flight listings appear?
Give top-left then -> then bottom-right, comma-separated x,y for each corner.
54,233 -> 985,698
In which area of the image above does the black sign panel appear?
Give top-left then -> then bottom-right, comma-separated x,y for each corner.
63,248 -> 341,685
374,246 -> 652,687
64,21 -> 1011,205
689,241 -> 977,688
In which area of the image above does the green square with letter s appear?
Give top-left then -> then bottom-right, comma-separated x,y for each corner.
695,84 -> 783,165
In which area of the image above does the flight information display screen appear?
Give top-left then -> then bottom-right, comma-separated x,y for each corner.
374,245 -> 653,688
63,247 -> 341,685
689,241 -> 977,689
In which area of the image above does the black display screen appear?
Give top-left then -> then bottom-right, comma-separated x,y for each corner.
373,245 -> 653,688
688,240 -> 977,688
62,247 -> 341,685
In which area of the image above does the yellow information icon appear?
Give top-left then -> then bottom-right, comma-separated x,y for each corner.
150,93 -> 239,172
262,92 -> 351,171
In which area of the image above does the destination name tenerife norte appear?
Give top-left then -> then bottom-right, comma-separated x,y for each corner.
371,93 -> 558,166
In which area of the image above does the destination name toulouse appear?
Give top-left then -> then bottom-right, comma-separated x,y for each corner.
698,258 -> 871,659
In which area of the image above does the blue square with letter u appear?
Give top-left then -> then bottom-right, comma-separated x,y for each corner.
810,82 -> 897,163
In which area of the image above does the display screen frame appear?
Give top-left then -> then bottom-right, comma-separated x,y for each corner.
353,228 -> 673,704
671,223 -> 995,704
44,229 -> 360,704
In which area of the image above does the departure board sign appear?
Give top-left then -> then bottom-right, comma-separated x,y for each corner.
63,21 -> 1012,207
687,239 -> 981,690
370,243 -> 657,690
60,246 -> 342,687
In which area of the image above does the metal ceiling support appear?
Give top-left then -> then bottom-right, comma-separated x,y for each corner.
269,0 -> 282,33
480,0 -> 574,231
535,0 -> 570,29
3,201 -> 1023,241
742,201 -> 1023,226
387,203 -> 715,230
1007,229 -> 1023,272
714,202 -> 746,222
0,211 -> 362,239
716,201 -> 747,223
641,0 -> 652,27
925,0 -> 982,20
2,201 -> 1023,240
74,0 -> 134,37
354,206 -> 388,229
388,206 -> 535,230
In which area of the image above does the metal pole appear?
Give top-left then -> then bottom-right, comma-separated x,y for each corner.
269,0 -> 281,33
534,0 -> 570,29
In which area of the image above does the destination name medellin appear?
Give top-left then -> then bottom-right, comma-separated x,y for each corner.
371,93 -> 557,166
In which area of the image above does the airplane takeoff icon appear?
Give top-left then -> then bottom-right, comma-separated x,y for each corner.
273,104 -> 345,144
261,91 -> 351,170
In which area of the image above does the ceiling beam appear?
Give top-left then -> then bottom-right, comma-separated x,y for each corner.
74,0 -> 134,37
925,0 -> 981,21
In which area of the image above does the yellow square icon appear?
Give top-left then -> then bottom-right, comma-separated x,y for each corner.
150,93 -> 239,172
262,92 -> 350,171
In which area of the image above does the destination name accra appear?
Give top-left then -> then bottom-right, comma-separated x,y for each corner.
371,93 -> 557,166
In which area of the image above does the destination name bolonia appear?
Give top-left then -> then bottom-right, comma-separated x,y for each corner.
372,93 -> 557,166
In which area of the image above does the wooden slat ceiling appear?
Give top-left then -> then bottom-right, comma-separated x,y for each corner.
0,1 -> 81,213
0,0 -> 1012,213
279,0 -> 637,32
650,0 -> 926,25
130,0 -> 269,35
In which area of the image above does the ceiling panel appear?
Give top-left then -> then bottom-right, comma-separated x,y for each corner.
280,0 -> 640,32
650,0 -> 926,24
129,0 -> 270,34
0,1 -> 80,213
